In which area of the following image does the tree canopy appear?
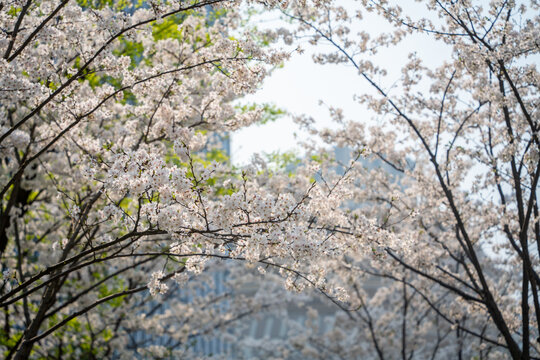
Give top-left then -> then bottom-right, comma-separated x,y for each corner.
0,0 -> 538,358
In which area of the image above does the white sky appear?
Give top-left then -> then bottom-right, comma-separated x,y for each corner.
230,51 -> 359,165
230,3 -> 451,165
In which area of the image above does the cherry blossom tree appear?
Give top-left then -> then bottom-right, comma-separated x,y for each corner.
268,0 -> 539,358
0,0 -> 384,357
3,0 -> 537,358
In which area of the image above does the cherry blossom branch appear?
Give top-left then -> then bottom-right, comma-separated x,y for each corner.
2,0 -> 33,59
6,0 -> 70,62
0,0 -> 226,145
0,56 -> 250,201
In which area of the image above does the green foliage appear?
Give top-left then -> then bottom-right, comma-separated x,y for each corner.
204,147 -> 229,164
41,315 -> 111,358
265,151 -> 300,175
309,152 -> 332,164
236,103 -> 286,125
114,36 -> 146,68
152,16 -> 186,41
98,277 -> 127,307
7,6 -> 21,16
118,197 -> 133,215
76,0 -> 133,11
0,327 -> 22,355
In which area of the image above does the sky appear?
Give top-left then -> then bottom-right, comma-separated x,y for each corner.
230,7 -> 363,165
230,49 -> 358,165
229,3 -> 451,165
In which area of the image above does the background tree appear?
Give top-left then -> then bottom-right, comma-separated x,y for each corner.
265,0 -> 539,358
